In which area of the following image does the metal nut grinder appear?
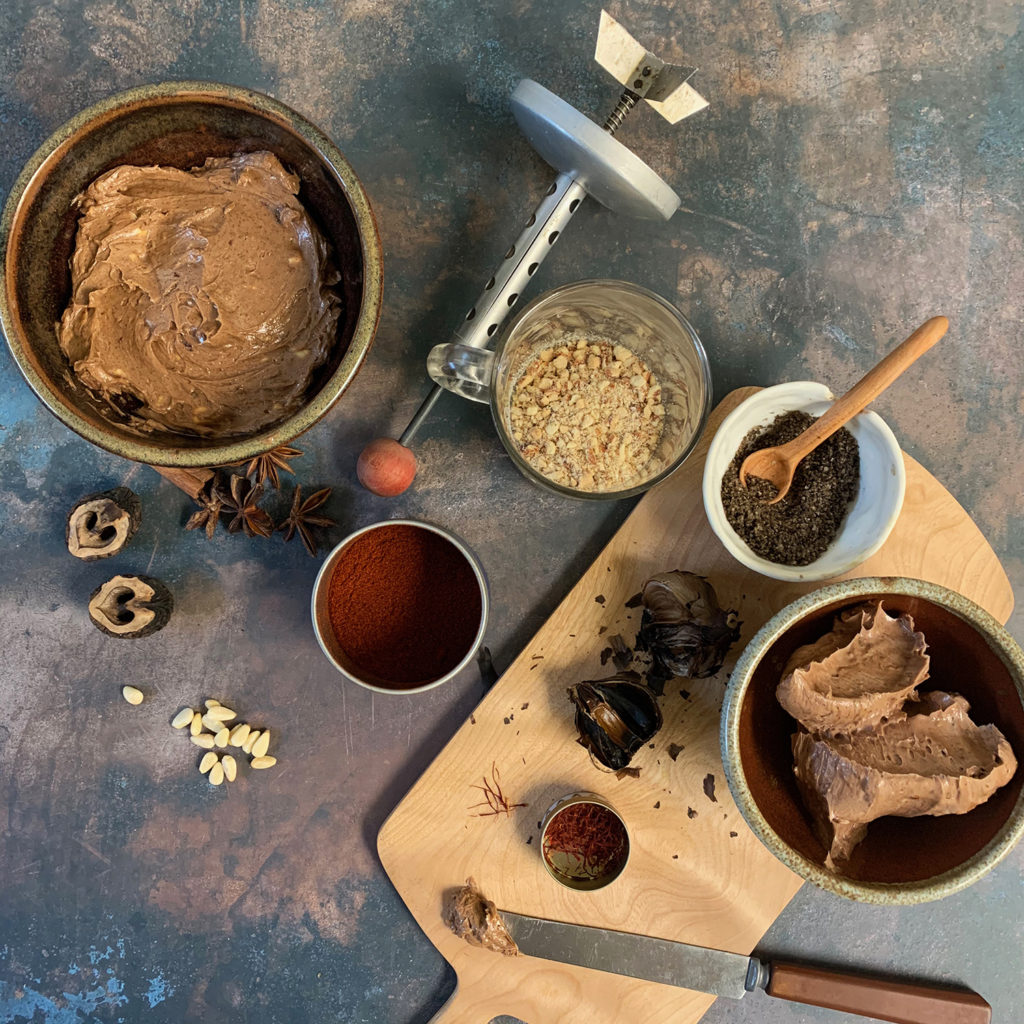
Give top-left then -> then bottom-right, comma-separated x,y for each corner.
357,10 -> 709,496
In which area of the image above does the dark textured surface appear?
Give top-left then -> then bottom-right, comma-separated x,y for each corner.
0,2 -> 1021,1023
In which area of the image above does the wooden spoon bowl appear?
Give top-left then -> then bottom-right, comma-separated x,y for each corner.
739,317 -> 949,502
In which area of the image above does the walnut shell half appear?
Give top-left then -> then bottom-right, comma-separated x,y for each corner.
88,574 -> 173,639
66,487 -> 141,560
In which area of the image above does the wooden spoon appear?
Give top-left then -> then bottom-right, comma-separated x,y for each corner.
739,316 -> 949,503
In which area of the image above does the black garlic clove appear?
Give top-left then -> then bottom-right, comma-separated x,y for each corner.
66,487 -> 141,561
568,675 -> 663,771
88,574 -> 173,639
636,571 -> 741,679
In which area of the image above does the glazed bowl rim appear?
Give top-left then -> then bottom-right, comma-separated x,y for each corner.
720,575 -> 1024,903
310,518 -> 490,695
702,381 -> 906,582
0,79 -> 383,468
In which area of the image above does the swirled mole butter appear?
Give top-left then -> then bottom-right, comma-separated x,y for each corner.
57,151 -> 340,436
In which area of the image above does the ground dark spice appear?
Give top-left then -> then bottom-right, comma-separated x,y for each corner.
326,523 -> 482,687
720,410 -> 860,565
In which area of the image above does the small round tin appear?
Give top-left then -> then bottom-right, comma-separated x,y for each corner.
540,792 -> 630,891
311,519 -> 489,694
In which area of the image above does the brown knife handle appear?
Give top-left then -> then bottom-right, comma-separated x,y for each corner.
767,961 -> 991,1024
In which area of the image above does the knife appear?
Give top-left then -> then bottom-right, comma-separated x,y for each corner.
499,911 -> 991,1024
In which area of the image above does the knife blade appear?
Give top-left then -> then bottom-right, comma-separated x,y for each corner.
499,910 -> 991,1024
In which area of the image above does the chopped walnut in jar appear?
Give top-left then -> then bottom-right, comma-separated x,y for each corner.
507,336 -> 664,491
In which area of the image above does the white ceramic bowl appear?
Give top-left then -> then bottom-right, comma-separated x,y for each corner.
702,382 -> 905,582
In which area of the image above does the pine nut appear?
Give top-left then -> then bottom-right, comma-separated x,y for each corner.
199,752 -> 218,774
209,762 -> 225,785
190,733 -> 215,749
172,707 -> 194,729
251,730 -> 271,758
190,712 -> 203,736
214,727 -> 230,748
251,756 -> 276,769
121,685 -> 144,705
242,730 -> 260,754
206,706 -> 236,722
229,723 -> 250,747
222,755 -> 237,782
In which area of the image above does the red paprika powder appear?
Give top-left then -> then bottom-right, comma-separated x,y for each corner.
326,523 -> 483,688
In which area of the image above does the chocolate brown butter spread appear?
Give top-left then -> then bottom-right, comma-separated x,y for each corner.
778,603 -> 1017,872
443,878 -> 518,956
778,604 -> 930,737
57,151 -> 341,436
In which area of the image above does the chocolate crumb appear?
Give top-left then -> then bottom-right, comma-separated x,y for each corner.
531,654 -> 544,660
610,634 -> 632,669
537,821 -> 542,830
703,773 -> 717,802
598,625 -> 608,635
595,595 -> 606,604
672,854 -> 679,859
687,807 -> 697,819
526,836 -> 533,845
615,766 -> 642,780
667,743 -> 684,761
729,831 -> 738,838
503,717 -> 510,725
679,689 -> 690,700
470,714 -> 476,725
520,703 -> 529,710
625,592 -> 643,608
599,646 -> 613,665
653,801 -> 660,809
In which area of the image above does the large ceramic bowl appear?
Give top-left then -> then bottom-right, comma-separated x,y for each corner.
0,81 -> 382,468
703,382 -> 905,582
721,577 -> 1024,903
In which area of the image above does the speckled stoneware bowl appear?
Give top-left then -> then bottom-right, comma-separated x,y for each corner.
722,577 -> 1024,904
703,382 -> 905,582
0,81 -> 382,468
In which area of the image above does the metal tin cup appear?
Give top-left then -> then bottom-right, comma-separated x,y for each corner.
540,792 -> 630,891
311,519 -> 489,694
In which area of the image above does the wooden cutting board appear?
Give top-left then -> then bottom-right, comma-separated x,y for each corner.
377,387 -> 1013,1024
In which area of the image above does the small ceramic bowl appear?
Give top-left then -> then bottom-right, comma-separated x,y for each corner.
721,577 -> 1024,904
702,382 -> 905,582
311,519 -> 489,695
0,81 -> 382,468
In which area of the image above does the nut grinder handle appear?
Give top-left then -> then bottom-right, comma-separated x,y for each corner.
427,171 -> 588,403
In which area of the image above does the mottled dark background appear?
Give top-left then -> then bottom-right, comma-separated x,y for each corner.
1,1 -> 1021,1022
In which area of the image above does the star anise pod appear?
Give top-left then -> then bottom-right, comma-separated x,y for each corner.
244,445 -> 302,490
185,473 -> 225,540
217,474 -> 274,538
278,485 -> 335,556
